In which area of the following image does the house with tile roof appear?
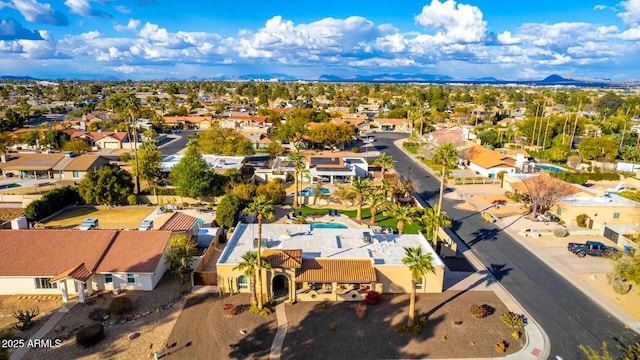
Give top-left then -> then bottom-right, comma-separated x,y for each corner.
216,223 -> 445,303
458,145 -> 522,178
0,153 -> 66,179
0,229 -> 173,302
375,118 -> 409,132
52,154 -> 110,180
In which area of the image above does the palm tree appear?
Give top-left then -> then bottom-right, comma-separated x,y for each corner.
233,251 -> 271,305
374,152 -> 394,179
417,206 -> 452,245
348,177 -> 373,221
380,179 -> 397,203
402,246 -> 435,326
384,203 -> 415,234
244,195 -> 275,309
288,151 -> 305,208
432,143 -> 457,246
312,181 -> 324,206
365,190 -> 387,226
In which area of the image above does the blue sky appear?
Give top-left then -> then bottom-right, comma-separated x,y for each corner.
1,0 -> 639,80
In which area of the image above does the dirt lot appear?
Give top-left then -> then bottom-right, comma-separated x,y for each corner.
41,206 -> 154,229
12,275 -> 190,360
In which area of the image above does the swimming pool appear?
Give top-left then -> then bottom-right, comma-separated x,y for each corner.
535,164 -> 566,172
310,222 -> 347,229
300,186 -> 331,197
0,183 -> 21,190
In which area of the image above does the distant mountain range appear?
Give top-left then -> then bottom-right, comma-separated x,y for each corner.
1,73 -> 638,87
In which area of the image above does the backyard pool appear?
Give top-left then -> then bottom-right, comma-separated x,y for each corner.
0,183 -> 21,190
310,222 -> 347,229
535,164 -> 566,172
300,186 -> 331,197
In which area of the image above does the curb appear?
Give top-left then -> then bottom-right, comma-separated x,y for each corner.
393,138 -> 550,359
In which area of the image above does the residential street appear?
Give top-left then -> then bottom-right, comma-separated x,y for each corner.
373,131 -> 640,359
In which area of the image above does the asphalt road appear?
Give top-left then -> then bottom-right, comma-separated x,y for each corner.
372,132 -> 640,359
158,129 -> 198,156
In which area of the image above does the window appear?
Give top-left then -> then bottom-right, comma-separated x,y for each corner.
415,277 -> 424,290
58,170 -> 64,179
238,276 -> 249,290
104,274 -> 113,283
72,170 -> 80,178
127,274 -> 135,284
613,212 -> 620,219
35,277 -> 57,289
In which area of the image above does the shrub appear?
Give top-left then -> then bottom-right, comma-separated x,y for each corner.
553,226 -> 569,237
13,308 -> 39,331
576,214 -> 589,228
76,323 -> 104,348
109,297 -> 133,316
364,291 -> 381,305
118,152 -> 131,162
500,312 -> 524,328
127,194 -> 138,205
328,324 -> 337,331
249,305 -> 273,315
606,272 -> 632,295
351,146 -> 360,153
24,186 -> 80,221
496,340 -> 508,353
441,335 -> 447,342
88,308 -> 109,322
511,331 -> 521,340
223,303 -> 237,315
453,321 -> 463,326
470,304 -> 487,319
315,303 -> 326,310
395,314 -> 427,335
355,304 -> 367,319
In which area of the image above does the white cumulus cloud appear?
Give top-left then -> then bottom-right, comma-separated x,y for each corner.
12,0 -> 69,25
64,0 -> 112,18
415,0 -> 487,43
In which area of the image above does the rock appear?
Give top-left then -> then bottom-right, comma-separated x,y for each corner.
54,325 -> 65,333
103,314 -> 110,320
128,332 -> 140,341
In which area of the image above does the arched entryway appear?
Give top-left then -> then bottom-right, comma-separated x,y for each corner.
272,274 -> 289,302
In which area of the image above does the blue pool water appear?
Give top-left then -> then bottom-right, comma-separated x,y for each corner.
535,164 -> 566,172
0,183 -> 21,190
310,222 -> 347,229
300,187 -> 330,197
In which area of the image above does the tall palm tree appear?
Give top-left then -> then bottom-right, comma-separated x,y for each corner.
244,195 -> 275,309
365,190 -> 387,226
383,203 -> 415,234
374,152 -> 394,179
288,151 -> 305,208
122,93 -> 142,193
233,251 -> 271,305
348,177 -> 373,221
417,206 -> 452,245
432,143 -> 457,246
380,179 -> 397,203
312,181 -> 324,206
402,246 -> 435,326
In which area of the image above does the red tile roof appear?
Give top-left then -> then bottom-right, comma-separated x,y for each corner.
95,230 -> 172,273
0,229 -> 118,277
263,249 -> 302,268
51,263 -> 92,283
156,212 -> 199,231
296,258 -> 376,283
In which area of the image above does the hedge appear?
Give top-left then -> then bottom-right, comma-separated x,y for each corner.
24,186 -> 80,222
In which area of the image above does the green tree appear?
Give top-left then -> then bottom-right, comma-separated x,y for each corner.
215,194 -> 243,228
169,142 -> 213,200
256,179 -> 287,205
477,129 -> 499,147
198,127 -> 254,155
133,141 -> 162,200
1,108 -> 26,131
0,131 -> 13,155
20,129 -> 41,149
402,246 -> 435,326
384,203 -> 415,235
244,195 -> 275,309
432,143 -> 457,245
365,190 -> 387,226
62,139 -> 91,154
417,206 -> 452,244
78,165 -> 133,205
42,130 -> 70,150
233,251 -> 271,305
164,234 -> 196,285
577,137 -> 619,161
288,151 -> 306,208
373,152 -> 394,178
267,141 -> 285,159
348,177 -> 373,221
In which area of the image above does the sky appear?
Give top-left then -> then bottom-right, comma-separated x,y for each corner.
1,0 -> 640,80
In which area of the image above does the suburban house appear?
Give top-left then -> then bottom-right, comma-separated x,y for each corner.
160,154 -> 247,175
163,115 -> 213,130
426,126 -> 477,147
239,131 -> 275,150
70,131 -> 134,150
306,156 -> 369,184
216,223 -> 445,303
554,187 -> 640,229
375,118 -> 409,132
0,153 -> 66,179
0,229 -> 173,302
154,211 -> 201,237
52,154 -> 110,180
458,145 -> 524,178
220,115 -> 269,131
330,118 -> 370,133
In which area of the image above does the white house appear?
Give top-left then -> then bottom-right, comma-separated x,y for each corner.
0,229 -> 173,302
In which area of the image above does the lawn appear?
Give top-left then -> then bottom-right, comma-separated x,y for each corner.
293,206 -> 424,234
42,206 -> 154,229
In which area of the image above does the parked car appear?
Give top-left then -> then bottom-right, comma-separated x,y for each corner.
567,241 -> 619,258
